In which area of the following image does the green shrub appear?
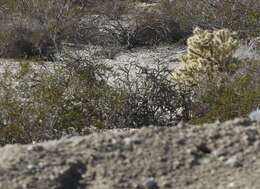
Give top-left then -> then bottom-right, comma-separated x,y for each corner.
191,60 -> 260,124
0,53 -> 189,144
0,57 -> 119,144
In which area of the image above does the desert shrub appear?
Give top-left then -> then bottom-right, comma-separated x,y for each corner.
0,25 -> 55,60
113,60 -> 192,127
173,27 -> 239,87
0,51 -> 192,144
0,56 -> 118,144
79,0 -> 186,48
0,0 -> 189,54
0,51 -> 191,144
191,60 -> 260,124
234,37 -> 260,60
125,11 -> 185,48
1,0 -> 258,55
160,0 -> 260,38
0,0 -> 89,59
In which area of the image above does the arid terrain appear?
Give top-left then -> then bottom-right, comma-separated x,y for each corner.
1,118 -> 260,189
0,1 -> 259,188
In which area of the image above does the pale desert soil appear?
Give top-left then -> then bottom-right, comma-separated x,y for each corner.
0,118 -> 260,189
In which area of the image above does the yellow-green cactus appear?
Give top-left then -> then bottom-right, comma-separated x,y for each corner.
173,27 -> 238,87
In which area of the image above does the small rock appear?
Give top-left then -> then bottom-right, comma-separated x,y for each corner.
27,164 -> 38,171
227,182 -> 235,188
124,137 -> 142,146
212,148 -> 227,157
176,138 -> 186,145
210,169 -> 215,175
232,118 -> 252,127
225,156 -> 241,168
144,177 -> 159,189
254,140 -> 260,150
27,145 -> 45,152
162,181 -> 172,188
208,130 -> 221,140
199,157 -> 211,165
176,121 -> 185,128
186,148 -> 197,155
242,129 -> 259,145
219,156 -> 226,162
187,156 -> 199,167
133,183 -> 143,189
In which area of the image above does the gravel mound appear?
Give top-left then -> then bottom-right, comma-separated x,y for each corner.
0,118 -> 260,189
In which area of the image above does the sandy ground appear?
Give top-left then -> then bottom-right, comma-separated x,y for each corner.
0,118 -> 260,188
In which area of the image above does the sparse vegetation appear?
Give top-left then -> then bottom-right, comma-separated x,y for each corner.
160,0 -> 260,37
175,27 -> 260,123
0,53 -> 190,144
0,0 -> 259,144
191,61 -> 260,124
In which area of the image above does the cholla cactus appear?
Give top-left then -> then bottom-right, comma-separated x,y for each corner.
173,27 -> 238,87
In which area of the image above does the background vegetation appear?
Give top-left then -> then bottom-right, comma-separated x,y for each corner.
0,0 -> 258,144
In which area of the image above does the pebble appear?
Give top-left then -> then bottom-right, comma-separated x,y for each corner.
199,157 -> 211,165
27,145 -> 45,152
144,177 -> 159,189
225,156 -> 241,168
254,140 -> 260,150
162,180 -> 172,188
227,182 -> 235,188
232,118 -> 252,127
123,137 -> 143,146
27,164 -> 38,171
243,129 -> 259,145
176,138 -> 186,145
212,148 -> 227,157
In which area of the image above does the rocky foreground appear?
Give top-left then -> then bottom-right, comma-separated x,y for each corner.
0,119 -> 260,189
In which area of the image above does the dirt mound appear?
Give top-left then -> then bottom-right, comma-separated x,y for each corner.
0,118 -> 260,189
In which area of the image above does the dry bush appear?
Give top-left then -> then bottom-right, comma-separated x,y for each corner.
0,24 -> 55,59
78,0 -> 186,48
160,0 -> 260,38
0,0 -> 190,57
191,60 -> 260,124
0,0 -> 89,59
0,56 -> 117,144
125,11 -> 185,48
0,52 -> 191,144
113,60 -> 192,127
